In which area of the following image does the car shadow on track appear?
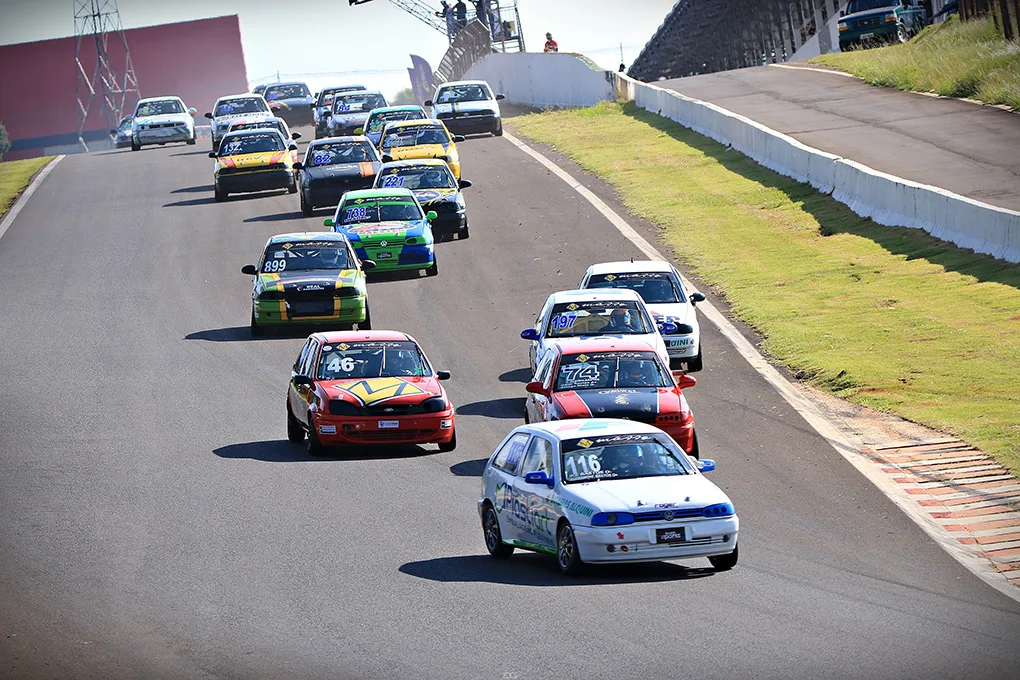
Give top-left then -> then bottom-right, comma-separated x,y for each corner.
456,397 -> 525,419
498,367 -> 532,383
449,458 -> 488,476
243,210 -> 306,223
171,184 -> 214,193
399,554 -> 714,586
185,326 -> 309,342
164,190 -> 289,208
214,439 -> 437,462
168,150 -> 214,157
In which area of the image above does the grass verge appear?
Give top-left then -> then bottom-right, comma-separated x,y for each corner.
812,16 -> 1020,109
0,156 -> 53,221
511,101 -> 1020,475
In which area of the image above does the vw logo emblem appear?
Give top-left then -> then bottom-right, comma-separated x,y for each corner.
664,510 -> 675,521
379,240 -> 388,247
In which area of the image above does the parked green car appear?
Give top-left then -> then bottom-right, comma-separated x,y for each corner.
838,0 -> 927,51
241,232 -> 375,336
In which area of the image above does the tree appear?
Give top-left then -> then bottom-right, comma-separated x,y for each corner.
0,120 -> 10,161
390,87 -> 418,105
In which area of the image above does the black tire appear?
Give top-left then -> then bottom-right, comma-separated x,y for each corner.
483,504 -> 514,558
287,177 -> 298,194
709,543 -> 738,571
687,350 -> 704,372
425,252 -> 438,277
307,415 -> 327,457
130,141 -> 140,152
556,522 -> 583,576
459,223 -> 470,239
493,120 -> 503,137
689,430 -> 700,460
896,23 -> 910,43
300,191 -> 313,216
214,186 -> 227,202
186,136 -> 196,145
249,309 -> 264,337
359,303 -> 372,331
523,405 -> 530,424
438,428 -> 457,452
287,403 -> 304,443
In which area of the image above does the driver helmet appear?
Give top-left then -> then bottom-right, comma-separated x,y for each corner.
388,350 -> 419,376
623,360 -> 657,384
422,169 -> 445,186
318,248 -> 343,268
609,308 -> 633,328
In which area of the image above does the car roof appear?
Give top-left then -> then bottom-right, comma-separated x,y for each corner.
311,136 -> 370,145
222,128 -> 284,139
267,232 -> 350,245
438,80 -> 491,88
321,85 -> 367,92
264,81 -> 307,88
337,90 -> 384,97
230,116 -> 286,126
586,260 -> 675,275
312,330 -> 412,343
547,288 -> 643,303
369,105 -> 425,114
342,188 -> 415,200
378,158 -> 449,169
137,96 -> 183,103
552,338 -> 659,355
521,418 -> 664,439
385,119 -> 443,130
216,93 -> 265,102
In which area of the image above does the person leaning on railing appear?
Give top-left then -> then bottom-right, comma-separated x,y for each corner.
544,32 -> 559,53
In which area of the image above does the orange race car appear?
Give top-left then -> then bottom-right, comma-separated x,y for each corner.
286,330 -> 456,455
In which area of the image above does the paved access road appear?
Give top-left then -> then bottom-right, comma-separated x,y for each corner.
1,128 -> 1019,680
660,65 -> 1020,212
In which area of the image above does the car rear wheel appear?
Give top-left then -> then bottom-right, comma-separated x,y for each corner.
709,543 -> 738,571
438,428 -> 457,452
483,504 -> 514,558
687,345 -> 704,372
307,416 -> 326,457
287,403 -> 304,443
425,253 -> 439,277
249,309 -> 264,337
557,522 -> 583,576
186,135 -> 196,146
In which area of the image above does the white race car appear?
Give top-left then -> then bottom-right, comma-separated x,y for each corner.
478,419 -> 738,575
580,261 -> 706,372
129,96 -> 197,151
205,93 -> 272,151
426,79 -> 506,137
520,289 -> 675,376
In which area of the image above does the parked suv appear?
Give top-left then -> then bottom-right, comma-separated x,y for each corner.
838,0 -> 927,51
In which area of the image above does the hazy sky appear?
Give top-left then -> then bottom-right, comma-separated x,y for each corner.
0,0 -> 676,97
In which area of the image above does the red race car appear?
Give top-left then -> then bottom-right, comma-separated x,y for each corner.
524,338 -> 700,457
286,330 -> 456,455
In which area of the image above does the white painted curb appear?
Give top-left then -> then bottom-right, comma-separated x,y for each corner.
0,155 -> 64,243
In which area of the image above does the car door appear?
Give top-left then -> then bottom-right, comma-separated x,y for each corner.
485,432 -> 530,543
513,435 -> 558,549
289,337 -> 319,428
527,352 -> 555,423
530,297 -> 552,372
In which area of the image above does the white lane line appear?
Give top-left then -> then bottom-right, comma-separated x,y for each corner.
0,155 -> 65,243
769,63 -> 858,78
501,130 -> 1020,604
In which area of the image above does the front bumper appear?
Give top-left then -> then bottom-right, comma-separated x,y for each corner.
437,113 -> 500,134
306,180 -> 376,208
839,23 -> 897,48
314,410 -> 454,446
253,294 -> 367,327
328,121 -> 368,137
356,244 -> 434,271
135,126 -> 193,145
218,169 -> 293,194
574,517 -> 738,564
426,210 -> 466,236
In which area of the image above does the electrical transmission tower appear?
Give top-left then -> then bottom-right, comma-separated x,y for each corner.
74,0 -> 140,152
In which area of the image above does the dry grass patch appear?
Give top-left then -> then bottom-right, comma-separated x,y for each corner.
0,156 -> 53,219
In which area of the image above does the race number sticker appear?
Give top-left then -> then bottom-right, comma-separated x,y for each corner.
550,313 -> 577,332
263,259 -> 287,272
326,356 -> 357,373
344,206 -> 368,222
381,175 -> 404,188
313,152 -> 331,165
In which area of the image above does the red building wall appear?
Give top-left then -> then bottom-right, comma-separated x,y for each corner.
0,15 -> 248,160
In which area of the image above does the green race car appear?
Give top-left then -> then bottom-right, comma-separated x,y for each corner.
241,232 -> 375,336
324,188 -> 439,276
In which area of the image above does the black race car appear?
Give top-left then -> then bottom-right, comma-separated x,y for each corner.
295,136 -> 382,215
263,82 -> 315,127
372,159 -> 472,240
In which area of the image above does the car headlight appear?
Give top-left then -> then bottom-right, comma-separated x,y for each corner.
702,503 -> 735,518
592,512 -> 635,526
884,13 -> 896,22
421,396 -> 447,413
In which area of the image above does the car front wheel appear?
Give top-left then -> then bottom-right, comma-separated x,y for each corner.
300,191 -> 313,216
425,253 -> 438,277
307,416 -> 326,457
557,522 -> 583,576
438,428 -> 457,452
287,403 -> 304,443
483,504 -> 514,558
708,543 -> 738,571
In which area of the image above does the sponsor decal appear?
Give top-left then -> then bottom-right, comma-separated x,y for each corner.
577,438 -> 593,449
340,377 -> 425,406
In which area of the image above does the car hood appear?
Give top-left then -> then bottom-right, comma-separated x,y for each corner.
215,111 -> 272,127
411,188 -> 460,205
134,113 -> 191,126
387,143 -> 453,161
645,302 -> 696,328
217,150 -> 291,169
321,376 -> 443,407
269,97 -> 314,109
340,220 -> 426,242
257,268 -> 361,293
566,475 -> 729,515
433,100 -> 499,116
553,387 -> 677,418
305,162 -> 379,180
330,112 -> 371,125
844,6 -> 898,20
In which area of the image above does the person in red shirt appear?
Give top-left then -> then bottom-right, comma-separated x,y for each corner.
543,32 -> 559,53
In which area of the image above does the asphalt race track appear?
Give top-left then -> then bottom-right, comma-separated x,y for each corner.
2,126 -> 1019,680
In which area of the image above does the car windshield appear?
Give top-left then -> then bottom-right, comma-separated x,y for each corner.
215,98 -> 268,116
265,84 -> 310,100
376,166 -> 456,190
366,109 -> 425,134
338,197 -> 423,224
261,242 -> 350,273
382,125 -> 449,149
436,84 -> 490,103
554,351 -> 671,391
231,120 -> 286,137
308,141 -> 377,167
545,300 -> 652,337
317,86 -> 367,106
135,99 -> 184,116
218,132 -> 285,156
333,93 -> 387,114
846,0 -> 897,12
586,272 -> 684,304
317,341 -> 428,380
561,433 -> 695,484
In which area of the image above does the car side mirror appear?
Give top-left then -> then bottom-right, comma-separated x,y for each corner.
458,179 -> 473,189
291,132 -> 302,140
674,373 -> 697,390
354,127 -> 364,135
293,161 -> 303,170
525,381 -> 547,395
424,100 -> 434,107
840,9 -> 845,16
204,112 -> 213,119
696,458 -> 717,473
691,292 -> 706,304
453,135 -> 466,142
495,94 -> 506,101
524,471 -> 555,488
381,153 -> 393,163
361,259 -> 376,270
188,107 -> 197,115
292,375 -> 313,386
309,103 -> 316,109
288,143 -> 298,151
324,218 -> 335,227
658,321 -> 678,334
208,152 -> 217,158
425,210 -> 438,221
520,328 -> 540,341
436,370 -> 451,381
241,264 -> 258,275
109,129 -> 117,135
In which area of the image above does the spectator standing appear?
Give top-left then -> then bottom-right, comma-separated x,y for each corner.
543,32 -> 559,53
436,1 -> 456,38
473,0 -> 492,31
454,0 -> 468,32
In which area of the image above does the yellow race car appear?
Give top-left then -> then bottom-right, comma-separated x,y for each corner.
378,119 -> 465,180
210,128 -> 298,202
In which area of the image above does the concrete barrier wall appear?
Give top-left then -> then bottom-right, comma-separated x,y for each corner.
462,53 -> 614,109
